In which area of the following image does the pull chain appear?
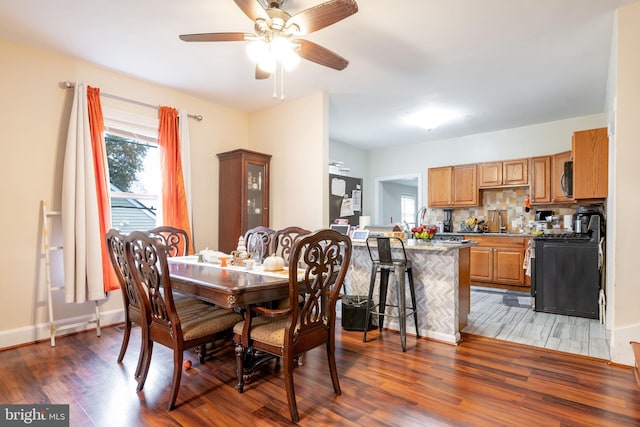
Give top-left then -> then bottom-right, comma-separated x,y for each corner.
271,62 -> 286,101
280,64 -> 285,101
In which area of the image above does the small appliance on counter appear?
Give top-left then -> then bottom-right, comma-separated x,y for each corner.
443,209 -> 453,232
574,205 -> 605,236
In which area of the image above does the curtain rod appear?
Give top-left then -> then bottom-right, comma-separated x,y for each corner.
59,81 -> 203,121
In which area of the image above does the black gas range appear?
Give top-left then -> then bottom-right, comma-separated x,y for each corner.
531,217 -> 603,319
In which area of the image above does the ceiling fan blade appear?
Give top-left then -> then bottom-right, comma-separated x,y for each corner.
255,65 -> 270,80
296,39 -> 349,70
233,0 -> 270,22
287,0 -> 358,35
179,32 -> 249,42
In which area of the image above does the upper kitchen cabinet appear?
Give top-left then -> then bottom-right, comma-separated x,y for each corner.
428,166 -> 452,206
529,156 -> 551,204
217,149 -> 271,254
531,151 -> 575,204
428,164 -> 478,207
478,158 -> 528,188
550,151 -> 574,203
572,127 -> 608,199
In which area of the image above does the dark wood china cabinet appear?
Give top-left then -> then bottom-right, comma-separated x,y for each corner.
217,149 -> 271,253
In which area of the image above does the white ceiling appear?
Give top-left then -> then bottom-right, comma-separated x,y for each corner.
0,0 -> 633,150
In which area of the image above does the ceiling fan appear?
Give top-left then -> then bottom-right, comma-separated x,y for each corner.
179,0 -> 358,79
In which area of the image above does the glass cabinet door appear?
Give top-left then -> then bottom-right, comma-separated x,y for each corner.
246,162 -> 266,230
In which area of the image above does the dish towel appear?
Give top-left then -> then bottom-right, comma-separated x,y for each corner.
523,241 -> 533,277
598,237 -> 605,271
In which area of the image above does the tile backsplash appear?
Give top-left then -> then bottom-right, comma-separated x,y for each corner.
423,188 -> 582,232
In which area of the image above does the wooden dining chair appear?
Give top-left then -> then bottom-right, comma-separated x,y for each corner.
148,225 -> 190,257
126,231 -> 243,410
271,226 -> 311,265
106,229 -> 146,381
244,226 -> 275,263
233,229 -> 352,422
270,226 -> 311,310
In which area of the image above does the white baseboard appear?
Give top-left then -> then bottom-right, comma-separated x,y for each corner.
610,323 -> 640,367
0,309 -> 124,349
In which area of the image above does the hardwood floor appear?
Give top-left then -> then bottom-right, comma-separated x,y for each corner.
1,324 -> 639,426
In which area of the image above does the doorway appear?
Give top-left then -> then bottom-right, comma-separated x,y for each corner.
374,174 -> 421,226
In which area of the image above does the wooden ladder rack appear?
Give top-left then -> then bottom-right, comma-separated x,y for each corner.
41,200 -> 101,346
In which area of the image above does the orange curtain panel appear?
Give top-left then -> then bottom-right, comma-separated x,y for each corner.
87,87 -> 118,293
158,106 -> 194,254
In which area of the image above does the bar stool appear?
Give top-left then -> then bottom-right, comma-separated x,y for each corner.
363,236 -> 420,352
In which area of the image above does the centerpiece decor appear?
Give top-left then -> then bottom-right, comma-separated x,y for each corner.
411,224 -> 437,240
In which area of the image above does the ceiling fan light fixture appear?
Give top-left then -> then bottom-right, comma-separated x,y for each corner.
258,54 -> 277,73
247,39 -> 269,63
180,0 -> 359,87
271,37 -> 299,70
281,50 -> 300,71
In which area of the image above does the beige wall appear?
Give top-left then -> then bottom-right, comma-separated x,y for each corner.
248,92 -> 329,231
609,1 -> 640,365
0,39 -> 250,345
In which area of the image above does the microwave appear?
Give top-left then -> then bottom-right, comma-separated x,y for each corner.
561,161 -> 573,198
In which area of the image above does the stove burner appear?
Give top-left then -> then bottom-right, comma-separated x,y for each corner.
534,232 -> 592,240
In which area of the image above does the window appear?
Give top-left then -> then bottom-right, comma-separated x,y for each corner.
400,194 -> 417,227
103,109 -> 160,234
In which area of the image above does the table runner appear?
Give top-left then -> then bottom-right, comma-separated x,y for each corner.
168,256 -> 305,280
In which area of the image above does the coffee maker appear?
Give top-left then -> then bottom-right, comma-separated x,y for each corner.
574,206 -> 605,238
443,209 -> 453,232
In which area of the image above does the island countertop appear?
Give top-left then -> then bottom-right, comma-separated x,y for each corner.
344,240 -> 471,345
351,239 -> 476,251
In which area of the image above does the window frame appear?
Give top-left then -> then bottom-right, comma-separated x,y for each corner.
103,107 -> 161,231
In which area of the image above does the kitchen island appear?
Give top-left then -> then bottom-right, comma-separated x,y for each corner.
343,240 -> 474,345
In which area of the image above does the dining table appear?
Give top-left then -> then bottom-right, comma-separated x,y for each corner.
167,255 -> 303,310
167,255 -> 305,387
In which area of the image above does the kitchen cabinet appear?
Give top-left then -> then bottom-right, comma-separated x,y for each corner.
572,127 -> 608,199
428,166 -> 452,207
550,150 -> 574,203
531,151 -> 574,204
217,149 -> 271,254
478,158 -> 528,188
465,235 -> 529,289
529,156 -> 551,204
428,164 -> 478,207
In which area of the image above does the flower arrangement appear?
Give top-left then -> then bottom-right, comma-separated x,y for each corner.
411,224 -> 437,240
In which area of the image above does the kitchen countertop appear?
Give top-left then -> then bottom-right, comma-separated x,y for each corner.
439,232 -> 534,238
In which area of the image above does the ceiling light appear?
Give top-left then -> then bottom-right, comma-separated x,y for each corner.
247,39 -> 269,63
405,108 -> 463,131
246,35 -> 301,99
247,36 -> 300,72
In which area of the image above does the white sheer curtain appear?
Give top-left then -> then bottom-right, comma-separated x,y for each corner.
61,82 -> 106,302
178,109 -> 193,246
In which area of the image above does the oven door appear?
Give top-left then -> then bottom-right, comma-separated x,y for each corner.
532,237 -> 599,319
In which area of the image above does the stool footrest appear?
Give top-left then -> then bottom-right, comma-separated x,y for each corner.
369,305 -> 417,319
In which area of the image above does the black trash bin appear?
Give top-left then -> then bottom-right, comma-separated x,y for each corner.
341,295 -> 374,331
